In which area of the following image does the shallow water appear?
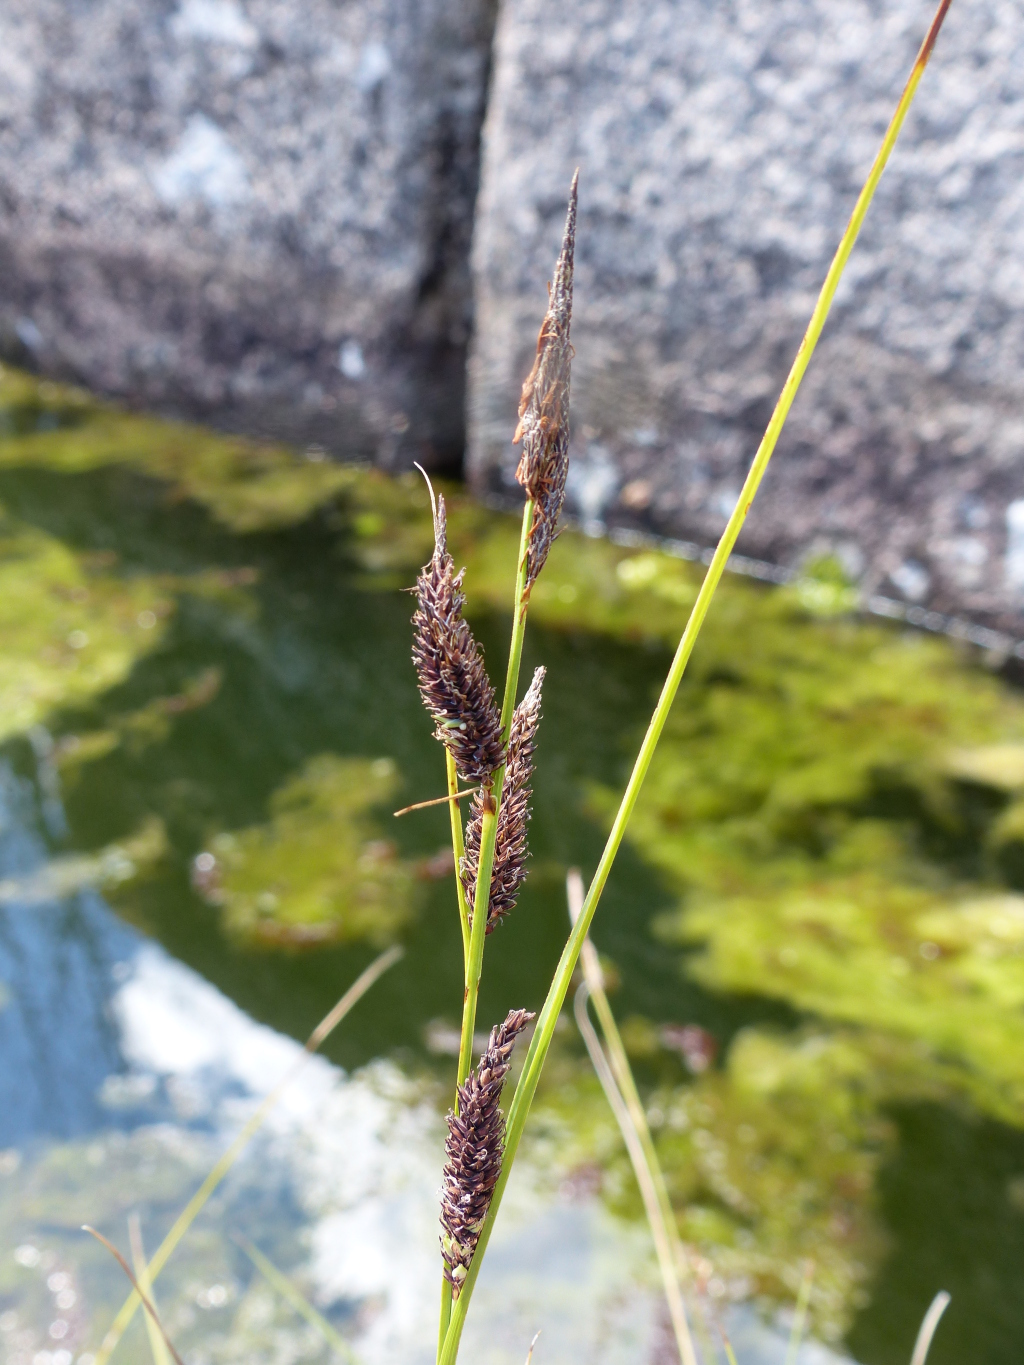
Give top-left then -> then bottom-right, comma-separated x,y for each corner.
0,370 -> 1022,1365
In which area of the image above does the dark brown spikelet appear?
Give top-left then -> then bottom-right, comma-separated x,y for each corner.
514,171 -> 578,587
462,666 -> 544,932
411,489 -> 505,783
440,1008 -> 535,1297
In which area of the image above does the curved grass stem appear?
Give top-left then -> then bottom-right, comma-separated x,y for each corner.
438,6 -> 953,1359
910,1292 -> 952,1365
446,749 -> 471,972
574,985 -> 696,1365
568,874 -> 698,1365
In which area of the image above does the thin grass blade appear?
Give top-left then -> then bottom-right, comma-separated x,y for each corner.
233,1232 -> 359,1363
783,1260 -> 815,1365
128,1216 -> 170,1365
82,1227 -> 184,1365
568,872 -> 698,1365
94,944 -> 402,1364
574,984 -> 697,1365
712,1314 -> 739,1365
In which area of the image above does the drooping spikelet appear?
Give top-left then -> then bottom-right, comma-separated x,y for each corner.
514,172 -> 578,587
440,1009 -> 535,1297
411,488 -> 505,783
462,666 -> 544,932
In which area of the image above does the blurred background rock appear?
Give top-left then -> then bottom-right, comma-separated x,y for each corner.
3,0 -> 1024,622
0,0 -> 495,471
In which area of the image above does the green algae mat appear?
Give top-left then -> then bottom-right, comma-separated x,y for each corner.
2,366 -> 1024,1363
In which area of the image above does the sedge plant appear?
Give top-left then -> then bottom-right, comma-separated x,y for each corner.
402,4 -> 958,1363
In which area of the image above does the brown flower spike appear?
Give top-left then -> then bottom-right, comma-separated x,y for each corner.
411,485 -> 505,783
440,1009 -> 535,1297
515,171 -> 578,586
461,666 -> 544,931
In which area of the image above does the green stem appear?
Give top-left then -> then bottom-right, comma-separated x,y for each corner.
500,500 -> 535,740
784,1260 -> 816,1365
576,961 -> 697,1362
437,6 -> 951,1358
585,949 -> 684,1277
455,804 -> 498,1086
567,869 -> 700,1365
575,983 -> 698,1365
437,1281 -> 453,1365
234,1234 -> 358,1363
439,756 -> 465,1362
446,749 -> 471,974
128,1216 -> 170,1365
452,497 -> 536,1090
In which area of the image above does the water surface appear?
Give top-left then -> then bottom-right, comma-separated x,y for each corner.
0,370 -> 1022,1365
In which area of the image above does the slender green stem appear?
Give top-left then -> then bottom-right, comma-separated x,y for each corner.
234,1234 -> 359,1363
568,874 -> 698,1365
128,1216 -> 170,1365
575,984 -> 697,1365
437,1280 -> 453,1365
438,7 -> 951,1358
452,498 -> 535,1092
585,947 -> 686,1280
446,749 -> 471,973
500,500 -> 535,739
437,500 -> 536,1359
455,805 -> 498,1086
784,1260 -> 816,1365
716,1322 -> 740,1365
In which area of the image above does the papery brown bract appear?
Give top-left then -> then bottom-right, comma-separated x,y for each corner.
462,666 -> 544,931
514,173 -> 577,587
411,492 -> 505,783
440,1009 -> 535,1297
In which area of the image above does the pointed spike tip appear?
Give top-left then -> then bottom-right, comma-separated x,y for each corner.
513,173 -> 579,586
413,460 -> 443,550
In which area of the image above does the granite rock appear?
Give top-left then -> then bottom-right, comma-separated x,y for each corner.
0,0 -> 495,470
468,0 -> 1024,626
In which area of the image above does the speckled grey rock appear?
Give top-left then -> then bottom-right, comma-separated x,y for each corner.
0,0 -> 494,470
468,0 -> 1024,626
